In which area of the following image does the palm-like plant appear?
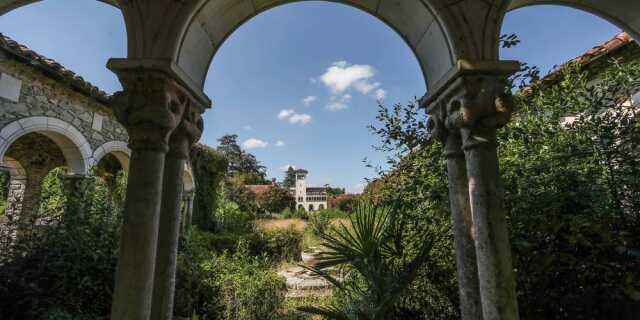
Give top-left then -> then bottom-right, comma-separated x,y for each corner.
298,203 -> 435,320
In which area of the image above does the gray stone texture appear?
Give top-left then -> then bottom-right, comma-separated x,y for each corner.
0,59 -> 128,150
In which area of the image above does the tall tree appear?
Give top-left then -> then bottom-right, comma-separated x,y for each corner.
282,166 -> 296,189
216,134 -> 267,183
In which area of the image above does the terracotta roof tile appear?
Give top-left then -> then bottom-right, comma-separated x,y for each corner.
246,184 -> 274,194
569,32 -> 633,65
0,33 -> 110,104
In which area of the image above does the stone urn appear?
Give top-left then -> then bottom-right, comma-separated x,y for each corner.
301,248 -> 321,267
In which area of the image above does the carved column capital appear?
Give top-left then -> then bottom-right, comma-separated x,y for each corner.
168,104 -> 204,160
423,60 -> 519,151
110,71 -> 193,153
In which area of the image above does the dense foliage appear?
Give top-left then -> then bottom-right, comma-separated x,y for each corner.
217,134 -> 268,184
361,60 -> 640,319
300,204 -> 438,320
190,143 -> 228,231
0,170 -> 126,320
256,186 -> 296,214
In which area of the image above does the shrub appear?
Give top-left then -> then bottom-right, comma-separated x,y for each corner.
215,254 -> 287,320
213,198 -> 254,234
256,186 -> 295,214
248,228 -> 303,263
329,194 -> 357,213
282,207 -> 308,220
175,238 -> 287,320
0,172 -> 124,320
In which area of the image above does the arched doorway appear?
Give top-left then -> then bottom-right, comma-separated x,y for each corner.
0,117 -> 91,228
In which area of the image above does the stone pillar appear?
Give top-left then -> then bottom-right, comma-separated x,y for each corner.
427,92 -> 482,320
151,105 -> 203,320
424,60 -> 520,320
108,70 -> 189,320
446,135 -> 483,320
181,191 -> 195,233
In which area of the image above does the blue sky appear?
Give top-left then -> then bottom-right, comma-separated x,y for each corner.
0,1 -> 621,192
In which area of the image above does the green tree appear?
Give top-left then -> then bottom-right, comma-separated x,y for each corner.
256,186 -> 295,214
217,134 -> 267,183
282,166 -> 296,189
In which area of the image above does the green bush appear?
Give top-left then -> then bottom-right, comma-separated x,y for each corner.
175,236 -> 287,320
0,171 -> 125,320
248,228 -> 302,263
281,207 -> 308,220
213,198 -> 254,234
215,254 -> 287,320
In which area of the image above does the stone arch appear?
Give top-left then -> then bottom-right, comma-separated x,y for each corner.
0,0 -> 119,16
308,204 -> 314,211
176,0 -> 456,91
507,0 -> 640,42
0,117 -> 92,175
93,141 -> 131,172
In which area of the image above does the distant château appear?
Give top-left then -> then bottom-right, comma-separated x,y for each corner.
291,169 -> 327,211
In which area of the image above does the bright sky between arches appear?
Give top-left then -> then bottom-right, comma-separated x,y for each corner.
0,1 -> 621,192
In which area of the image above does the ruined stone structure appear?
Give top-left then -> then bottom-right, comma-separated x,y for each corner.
1,1 -> 639,320
0,34 -> 196,231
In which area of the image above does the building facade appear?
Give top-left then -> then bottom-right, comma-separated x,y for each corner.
0,34 -> 196,230
292,169 -> 327,212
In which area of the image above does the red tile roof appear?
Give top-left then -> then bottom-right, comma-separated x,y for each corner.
245,184 -> 274,195
569,32 -> 633,65
0,33 -> 109,104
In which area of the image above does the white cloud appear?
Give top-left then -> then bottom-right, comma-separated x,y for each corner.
288,113 -> 312,125
275,140 -> 285,147
302,96 -> 317,106
318,61 -> 387,103
278,109 -> 295,120
326,94 -> 352,112
354,81 -> 381,95
320,61 -> 376,93
280,164 -> 296,171
242,138 -> 268,149
278,108 -> 312,125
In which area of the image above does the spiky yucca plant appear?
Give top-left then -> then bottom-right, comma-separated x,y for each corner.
298,203 -> 434,320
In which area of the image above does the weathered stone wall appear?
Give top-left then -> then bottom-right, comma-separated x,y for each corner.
0,56 -> 128,150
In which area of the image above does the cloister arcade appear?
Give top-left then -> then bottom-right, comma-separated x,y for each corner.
1,1 -> 639,320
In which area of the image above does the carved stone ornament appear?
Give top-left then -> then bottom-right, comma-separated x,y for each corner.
168,103 -> 204,160
423,61 -> 519,151
110,71 -> 191,152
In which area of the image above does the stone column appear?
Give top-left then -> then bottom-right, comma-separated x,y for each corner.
427,93 -> 482,320
151,105 -> 203,320
424,60 -> 520,320
109,70 -> 188,320
181,191 -> 195,233
447,135 -> 483,319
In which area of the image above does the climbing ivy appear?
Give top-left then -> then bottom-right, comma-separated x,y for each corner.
189,143 -> 228,231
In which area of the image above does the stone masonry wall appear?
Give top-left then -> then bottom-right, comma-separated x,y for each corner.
0,56 -> 128,150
